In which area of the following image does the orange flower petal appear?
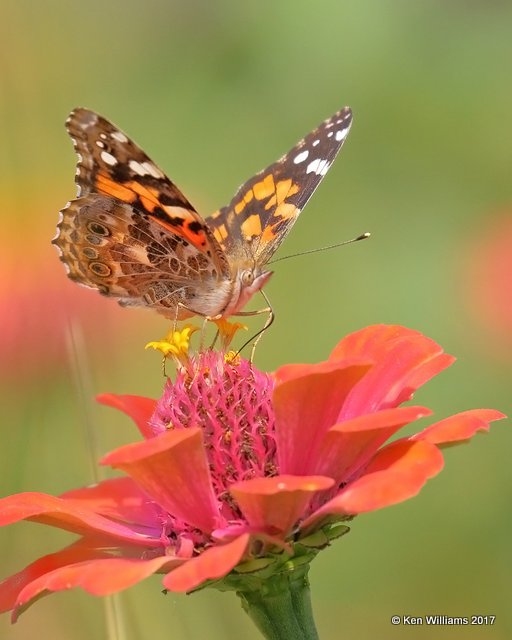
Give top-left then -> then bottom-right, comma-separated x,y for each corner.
230,475 -> 334,536
0,543 -> 109,617
163,534 -> 250,593
96,393 -> 157,439
274,356 -> 370,386
316,405 -> 432,483
61,477 -> 162,529
273,364 -> 370,474
411,409 -> 506,447
329,324 -> 425,361
305,440 -> 443,525
13,555 -> 175,621
329,325 -> 455,415
102,428 -> 220,533
0,493 -> 160,546
340,337 -> 453,418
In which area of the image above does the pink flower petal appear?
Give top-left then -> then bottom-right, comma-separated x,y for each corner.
102,428 -> 220,533
316,406 -> 432,483
273,364 -> 370,474
61,477 -> 163,532
13,554 -> 176,622
305,440 -> 443,526
411,409 -> 506,446
0,543 -> 109,616
230,475 -> 334,536
0,493 -> 160,546
96,393 -> 156,439
163,534 -> 250,593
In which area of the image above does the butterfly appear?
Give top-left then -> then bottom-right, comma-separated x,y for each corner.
53,106 -> 352,323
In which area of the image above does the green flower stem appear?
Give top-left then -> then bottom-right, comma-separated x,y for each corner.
236,564 -> 319,640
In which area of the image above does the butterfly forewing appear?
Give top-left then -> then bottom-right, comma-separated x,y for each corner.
65,109 -> 228,269
208,107 -> 352,265
67,109 -> 195,208
53,108 -> 232,319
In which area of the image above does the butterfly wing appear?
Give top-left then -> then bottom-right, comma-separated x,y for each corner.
53,109 -> 231,319
65,108 -> 228,267
207,107 -> 352,265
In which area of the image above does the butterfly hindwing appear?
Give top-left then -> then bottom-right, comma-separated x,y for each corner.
208,107 -> 352,264
54,193 -> 234,318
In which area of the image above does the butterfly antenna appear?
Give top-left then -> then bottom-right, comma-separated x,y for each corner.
268,232 -> 370,265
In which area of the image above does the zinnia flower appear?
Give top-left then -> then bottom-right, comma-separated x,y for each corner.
0,325 -> 504,638
464,211 -> 512,355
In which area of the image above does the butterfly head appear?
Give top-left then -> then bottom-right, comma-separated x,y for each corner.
223,264 -> 273,317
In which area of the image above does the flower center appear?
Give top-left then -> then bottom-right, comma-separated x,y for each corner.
150,351 -> 277,518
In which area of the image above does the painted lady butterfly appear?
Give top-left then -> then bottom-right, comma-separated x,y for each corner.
53,106 -> 352,322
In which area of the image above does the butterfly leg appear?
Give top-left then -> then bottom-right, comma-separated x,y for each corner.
233,290 -> 274,361
210,326 -> 220,350
174,302 -> 219,351
198,315 -> 212,352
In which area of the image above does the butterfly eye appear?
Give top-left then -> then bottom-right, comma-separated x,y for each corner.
240,270 -> 255,287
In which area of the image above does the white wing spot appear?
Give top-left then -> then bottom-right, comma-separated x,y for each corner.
95,140 -> 105,148
312,139 -> 320,147
142,161 -> 164,179
99,133 -> 108,140
129,161 -> 145,175
335,128 -> 349,142
111,131 -> 128,143
306,158 -> 330,176
293,150 -> 309,164
327,131 -> 334,138
129,160 -> 164,178
101,151 -> 118,166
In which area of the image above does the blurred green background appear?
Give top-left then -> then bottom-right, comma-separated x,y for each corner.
1,1 -> 511,638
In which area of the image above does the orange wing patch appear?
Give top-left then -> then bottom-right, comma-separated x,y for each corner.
273,202 -> 298,221
213,222 -> 229,242
232,176 -> 300,218
264,178 -> 300,211
95,174 -> 138,203
234,189 -> 254,214
95,173 -> 210,248
252,174 -> 275,201
214,174 -> 301,247
96,173 -> 161,211
241,214 -> 263,239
